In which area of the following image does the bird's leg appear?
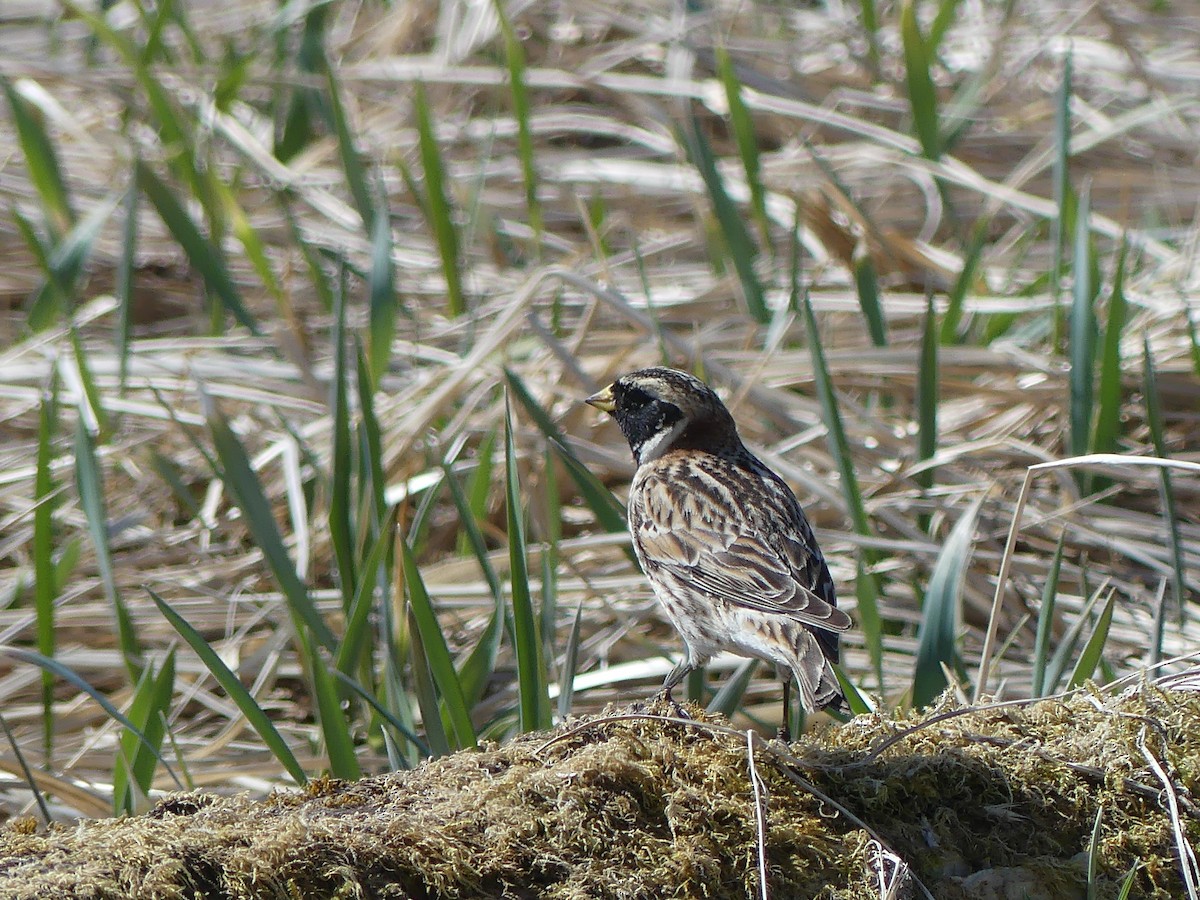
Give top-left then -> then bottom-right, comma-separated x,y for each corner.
778,678 -> 793,741
658,658 -> 695,718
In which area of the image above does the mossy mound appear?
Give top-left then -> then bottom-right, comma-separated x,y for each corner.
1,687 -> 1196,898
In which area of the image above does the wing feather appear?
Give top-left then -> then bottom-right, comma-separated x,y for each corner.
631,461 -> 851,634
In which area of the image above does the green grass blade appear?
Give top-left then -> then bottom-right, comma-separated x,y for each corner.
457,430 -> 496,558
330,669 -> 429,758
27,194 -> 119,330
147,589 -> 307,784
901,0 -> 941,161
678,115 -> 766,322
1067,590 -> 1115,689
916,292 -> 939,491
557,599 -> 585,721
116,171 -> 138,394
113,651 -> 175,815
413,82 -> 465,318
304,641 -> 362,779
399,536 -> 477,750
33,379 -> 60,760
1051,51 -> 1074,341
707,659 -> 758,718
913,495 -> 982,707
1031,532 -> 1066,698
800,291 -> 873,552
367,199 -> 399,387
1116,861 -> 1141,899
503,367 -> 627,534
941,219 -> 987,344
329,281 -> 356,609
715,47 -> 771,253
852,244 -> 887,347
75,417 -> 141,679
494,0 -> 541,238
1092,240 -> 1128,485
1069,182 -> 1098,473
323,64 -> 376,236
2,646 -> 180,786
407,624 -> 451,758
136,163 -> 259,335
1143,335 -> 1186,625
2,77 -> 74,236
204,398 -> 336,650
0,714 -> 51,824
505,395 -> 551,732
335,509 -> 396,677
928,0 -> 964,52
1044,577 -> 1104,695
855,561 -> 884,693
443,465 -> 505,710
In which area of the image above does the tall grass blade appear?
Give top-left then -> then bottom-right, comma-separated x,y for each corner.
715,48 -> 770,253
137,163 -> 258,334
335,509 -> 396,677
505,395 -> 551,732
116,171 -> 138,394
367,199 -> 399,387
707,659 -> 758,718
0,714 -> 51,824
443,465 -> 505,710
1031,532 -> 1066,698
413,82 -> 465,317
147,589 -> 307,785
28,195 -> 119,331
503,368 -> 627,534
204,398 -> 335,650
1068,182 -> 1096,462
113,651 -> 175,815
557,599 -> 585,721
913,495 -> 982,707
398,536 -> 477,750
679,116 -> 766,322
1051,50 -> 1074,343
941,219 -> 987,343
330,669 -> 429,758
1143,335 -> 1186,625
304,641 -> 362,779
494,0 -> 542,238
916,293 -> 939,491
901,0 -> 941,161
1043,578 -> 1105,695
852,243 -> 887,347
1092,240 -> 1128,456
1067,590 -> 1115,689
75,417 -> 141,679
2,646 -> 179,786
855,561 -> 884,693
33,380 -> 59,759
323,64 -> 376,236
2,77 -> 74,236
329,279 -> 356,609
800,291 -> 872,550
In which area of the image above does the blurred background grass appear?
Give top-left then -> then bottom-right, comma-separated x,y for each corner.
0,0 -> 1197,820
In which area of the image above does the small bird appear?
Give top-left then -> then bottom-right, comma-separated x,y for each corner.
586,367 -> 851,724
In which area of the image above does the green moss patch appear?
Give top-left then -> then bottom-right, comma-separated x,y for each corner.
2,687 -> 1196,898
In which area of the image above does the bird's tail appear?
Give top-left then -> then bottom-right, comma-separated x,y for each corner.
791,634 -> 849,714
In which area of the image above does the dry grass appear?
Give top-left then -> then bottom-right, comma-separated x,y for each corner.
0,0 -> 1197,840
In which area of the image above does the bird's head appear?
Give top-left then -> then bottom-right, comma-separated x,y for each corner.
586,367 -> 740,465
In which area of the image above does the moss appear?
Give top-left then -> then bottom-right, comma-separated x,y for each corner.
1,687 -> 1196,898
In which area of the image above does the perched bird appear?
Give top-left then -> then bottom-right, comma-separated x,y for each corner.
586,367 -> 851,722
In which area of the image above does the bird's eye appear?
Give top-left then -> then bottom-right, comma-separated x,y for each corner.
622,386 -> 653,409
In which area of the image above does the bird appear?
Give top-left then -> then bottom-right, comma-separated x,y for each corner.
586,366 -> 852,726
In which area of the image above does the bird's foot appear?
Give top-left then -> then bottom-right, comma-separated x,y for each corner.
657,689 -> 692,720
